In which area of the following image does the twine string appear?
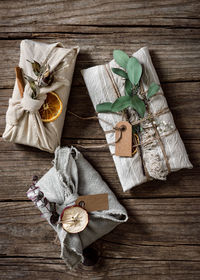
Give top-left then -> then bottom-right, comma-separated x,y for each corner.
105,63 -> 148,177
68,107 -> 172,149
72,124 -> 124,149
69,65 -> 173,178
140,83 -> 171,174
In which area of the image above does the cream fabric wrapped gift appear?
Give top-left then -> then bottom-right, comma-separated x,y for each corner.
3,40 -> 79,153
81,47 -> 193,192
27,146 -> 128,268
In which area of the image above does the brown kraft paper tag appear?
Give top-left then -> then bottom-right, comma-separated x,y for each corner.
115,121 -> 132,157
76,193 -> 109,212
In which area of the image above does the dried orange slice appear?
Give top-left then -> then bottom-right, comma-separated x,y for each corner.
39,91 -> 62,122
61,206 -> 89,233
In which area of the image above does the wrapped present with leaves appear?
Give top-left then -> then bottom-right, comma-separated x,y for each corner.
81,47 -> 193,192
27,146 -> 128,268
3,40 -> 79,153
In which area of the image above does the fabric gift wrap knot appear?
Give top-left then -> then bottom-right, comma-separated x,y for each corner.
3,40 -> 79,153
27,146 -> 128,268
81,46 -> 193,192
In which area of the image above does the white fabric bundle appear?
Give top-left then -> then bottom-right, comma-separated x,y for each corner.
27,146 -> 128,268
3,40 -> 79,153
81,47 -> 193,192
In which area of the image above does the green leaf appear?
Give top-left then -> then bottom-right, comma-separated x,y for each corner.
24,74 -> 35,83
96,102 -> 113,113
131,95 -> 146,117
112,68 -> 128,78
125,79 -> 133,96
111,96 -> 132,112
147,82 -> 160,99
27,60 -> 41,76
30,81 -> 36,93
113,50 -> 129,69
126,57 -> 142,85
33,60 -> 41,76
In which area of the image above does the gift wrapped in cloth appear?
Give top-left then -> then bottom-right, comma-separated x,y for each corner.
81,47 -> 193,192
3,40 -> 79,153
27,146 -> 128,268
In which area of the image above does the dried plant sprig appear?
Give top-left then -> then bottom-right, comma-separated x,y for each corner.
25,59 -> 54,99
96,50 -> 160,135
38,64 -> 54,87
96,50 -> 160,117
27,60 -> 41,76
27,176 -> 59,225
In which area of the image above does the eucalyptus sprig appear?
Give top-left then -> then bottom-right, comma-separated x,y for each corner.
96,50 -> 160,121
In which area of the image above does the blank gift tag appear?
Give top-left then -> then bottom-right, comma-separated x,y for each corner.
76,193 -> 109,212
115,121 -> 132,157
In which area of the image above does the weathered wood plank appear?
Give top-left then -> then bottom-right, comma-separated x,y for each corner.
60,81 -> 200,140
1,82 -> 200,140
1,27 -> 200,39
0,29 -> 200,88
0,0 -> 200,32
0,198 -> 200,280
0,0 -> 199,279
0,258 -> 200,280
0,199 -> 200,258
0,139 -> 198,200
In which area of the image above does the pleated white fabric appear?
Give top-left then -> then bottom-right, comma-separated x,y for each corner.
81,47 -> 193,192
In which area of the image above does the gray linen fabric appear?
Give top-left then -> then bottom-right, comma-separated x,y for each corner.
81,47 -> 193,192
3,40 -> 79,153
28,146 -> 128,268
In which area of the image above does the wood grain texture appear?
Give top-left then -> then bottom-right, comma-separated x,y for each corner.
1,83 -> 200,140
0,200 -> 200,279
0,0 -> 200,279
0,0 -> 200,32
1,258 -> 200,280
0,27 -> 200,88
0,139 -> 199,201
1,199 -> 200,256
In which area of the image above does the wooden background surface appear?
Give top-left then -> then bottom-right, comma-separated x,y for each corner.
0,1 -> 200,279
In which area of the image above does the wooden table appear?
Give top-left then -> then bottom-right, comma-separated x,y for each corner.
0,1 -> 200,279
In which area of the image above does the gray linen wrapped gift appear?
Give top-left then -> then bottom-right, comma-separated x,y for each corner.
3,40 -> 79,153
81,47 -> 193,192
27,146 -> 128,268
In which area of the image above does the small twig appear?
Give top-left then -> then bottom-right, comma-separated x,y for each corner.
15,66 -> 25,98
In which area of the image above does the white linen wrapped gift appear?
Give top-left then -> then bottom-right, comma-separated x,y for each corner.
81,47 -> 193,192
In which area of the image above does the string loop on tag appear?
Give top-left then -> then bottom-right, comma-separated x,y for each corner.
67,107 -> 174,174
